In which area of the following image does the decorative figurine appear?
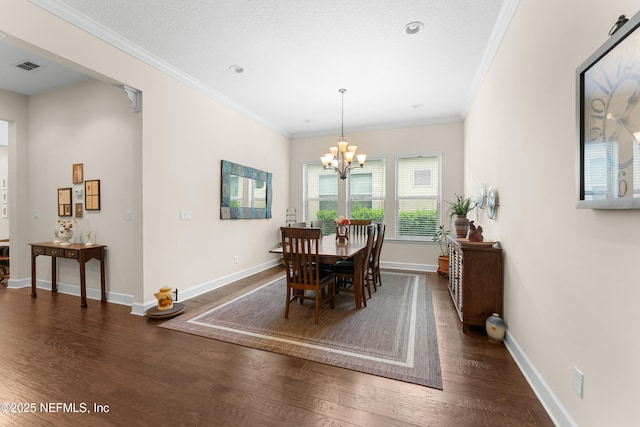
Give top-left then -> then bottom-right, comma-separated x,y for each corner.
467,220 -> 484,242
55,219 -> 75,246
154,287 -> 174,311
85,230 -> 94,246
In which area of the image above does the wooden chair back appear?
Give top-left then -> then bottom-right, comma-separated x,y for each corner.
349,219 -> 372,237
280,227 -> 335,323
281,227 -> 321,285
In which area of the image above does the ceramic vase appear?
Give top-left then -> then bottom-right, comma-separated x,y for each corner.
336,225 -> 349,241
486,313 -> 506,343
454,215 -> 470,238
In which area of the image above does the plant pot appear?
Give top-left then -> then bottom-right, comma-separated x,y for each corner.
437,255 -> 449,276
454,215 -> 470,238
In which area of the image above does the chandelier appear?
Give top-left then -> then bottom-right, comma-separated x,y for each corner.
321,89 -> 366,180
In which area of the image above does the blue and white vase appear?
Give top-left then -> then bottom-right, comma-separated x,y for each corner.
486,313 -> 506,343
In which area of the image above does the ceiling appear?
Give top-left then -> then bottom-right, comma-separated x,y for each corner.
3,0 -> 516,138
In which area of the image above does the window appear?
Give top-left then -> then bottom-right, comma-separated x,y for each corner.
414,169 -> 432,186
304,163 -> 338,234
348,159 -> 385,223
395,154 -> 441,239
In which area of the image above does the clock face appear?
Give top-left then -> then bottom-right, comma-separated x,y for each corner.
486,187 -> 496,220
476,181 -> 485,208
582,24 -> 640,202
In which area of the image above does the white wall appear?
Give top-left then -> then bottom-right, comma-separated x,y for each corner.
465,0 -> 640,425
291,122 -> 465,269
1,0 -> 290,310
27,79 -> 140,299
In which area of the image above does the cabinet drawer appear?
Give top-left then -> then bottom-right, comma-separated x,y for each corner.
45,247 -> 63,257
64,250 -> 79,259
32,246 -> 45,255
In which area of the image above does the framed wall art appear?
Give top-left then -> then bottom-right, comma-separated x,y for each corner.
85,179 -> 101,210
577,10 -> 640,208
75,202 -> 83,218
58,187 -> 72,216
72,163 -> 84,184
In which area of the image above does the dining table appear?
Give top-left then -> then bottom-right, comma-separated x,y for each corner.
270,232 -> 368,309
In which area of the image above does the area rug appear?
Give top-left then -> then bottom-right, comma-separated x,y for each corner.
160,271 -> 442,389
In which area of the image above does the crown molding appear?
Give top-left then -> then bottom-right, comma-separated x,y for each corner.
29,0 -> 290,137
461,0 -> 520,117
290,116 -> 464,140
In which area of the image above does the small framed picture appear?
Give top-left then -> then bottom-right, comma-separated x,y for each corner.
1,177 -> 6,189
75,202 -> 83,218
2,206 -> 7,218
72,163 -> 84,184
58,187 -> 72,217
85,179 -> 100,210
1,191 -> 6,204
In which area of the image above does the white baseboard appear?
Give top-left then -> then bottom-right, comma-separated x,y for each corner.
130,259 -> 282,316
10,278 -> 133,307
504,331 -> 576,427
380,261 -> 435,272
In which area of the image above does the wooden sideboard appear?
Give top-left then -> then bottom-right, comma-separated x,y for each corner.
447,236 -> 503,332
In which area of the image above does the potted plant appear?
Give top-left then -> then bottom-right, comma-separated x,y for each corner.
447,194 -> 475,238
432,224 -> 450,276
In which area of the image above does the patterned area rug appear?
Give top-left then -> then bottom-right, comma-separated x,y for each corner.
160,271 -> 442,389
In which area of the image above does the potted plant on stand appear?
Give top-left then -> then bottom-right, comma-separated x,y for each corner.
432,224 -> 450,277
447,194 -> 475,238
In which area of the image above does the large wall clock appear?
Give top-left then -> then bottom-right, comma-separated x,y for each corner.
577,10 -> 640,209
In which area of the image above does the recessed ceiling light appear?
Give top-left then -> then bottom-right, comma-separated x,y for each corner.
412,104 -> 424,109
404,21 -> 424,35
229,64 -> 244,74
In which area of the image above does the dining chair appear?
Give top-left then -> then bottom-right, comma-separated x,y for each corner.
328,224 -> 376,307
280,227 -> 336,324
369,223 -> 385,291
349,219 -> 372,237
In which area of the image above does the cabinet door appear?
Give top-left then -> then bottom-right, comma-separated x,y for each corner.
462,251 -> 502,326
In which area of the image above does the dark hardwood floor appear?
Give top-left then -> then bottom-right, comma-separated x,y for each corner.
0,268 -> 553,426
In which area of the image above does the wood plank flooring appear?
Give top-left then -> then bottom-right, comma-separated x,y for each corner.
0,268 -> 553,426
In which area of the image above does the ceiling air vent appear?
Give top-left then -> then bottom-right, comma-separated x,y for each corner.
15,61 -> 41,71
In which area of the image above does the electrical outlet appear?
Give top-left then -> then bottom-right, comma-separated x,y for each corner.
179,210 -> 191,220
234,256 -> 239,264
572,366 -> 584,398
